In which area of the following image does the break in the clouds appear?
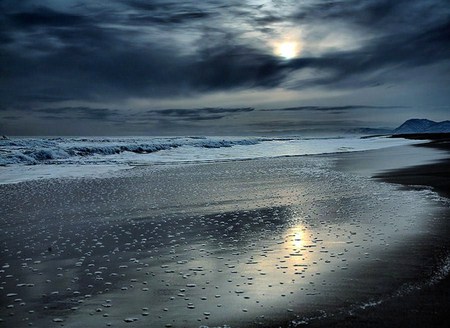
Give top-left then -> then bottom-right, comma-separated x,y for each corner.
0,0 -> 449,135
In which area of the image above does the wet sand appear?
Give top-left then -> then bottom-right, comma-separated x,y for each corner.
1,142 -> 450,327
299,140 -> 450,328
376,140 -> 450,198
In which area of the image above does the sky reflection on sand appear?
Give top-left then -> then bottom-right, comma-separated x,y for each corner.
0,154 -> 448,327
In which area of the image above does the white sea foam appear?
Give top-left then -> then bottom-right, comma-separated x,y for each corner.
0,136 -> 423,184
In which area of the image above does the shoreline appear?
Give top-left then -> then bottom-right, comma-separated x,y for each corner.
390,133 -> 450,142
376,140 -> 450,199
304,139 -> 450,328
1,140 -> 449,327
0,135 -> 423,185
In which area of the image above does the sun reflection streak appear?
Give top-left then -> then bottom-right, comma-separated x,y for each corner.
294,231 -> 303,248
289,225 -> 309,248
285,224 -> 312,262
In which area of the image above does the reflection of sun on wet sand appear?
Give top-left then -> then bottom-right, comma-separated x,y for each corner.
0,143 -> 449,327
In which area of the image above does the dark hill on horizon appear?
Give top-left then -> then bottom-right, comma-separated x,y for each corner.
393,119 -> 450,134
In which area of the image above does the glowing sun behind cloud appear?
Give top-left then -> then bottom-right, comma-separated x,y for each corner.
275,41 -> 301,59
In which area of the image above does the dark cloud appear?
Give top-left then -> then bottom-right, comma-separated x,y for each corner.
147,107 -> 254,117
0,0 -> 448,135
262,105 -> 405,112
1,116 -> 19,120
294,0 -> 446,30
140,107 -> 255,122
7,7 -> 87,28
35,107 -> 119,120
175,115 -> 226,121
246,119 -> 369,135
280,0 -> 450,87
0,6 -> 285,106
26,106 -> 254,124
127,11 -> 213,26
1,0 -> 448,106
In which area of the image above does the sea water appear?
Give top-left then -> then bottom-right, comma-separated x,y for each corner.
0,136 -> 423,184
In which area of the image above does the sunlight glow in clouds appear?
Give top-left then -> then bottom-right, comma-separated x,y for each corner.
1,0 -> 449,135
275,41 -> 301,59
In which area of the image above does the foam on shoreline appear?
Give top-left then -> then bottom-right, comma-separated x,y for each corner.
0,136 -> 425,184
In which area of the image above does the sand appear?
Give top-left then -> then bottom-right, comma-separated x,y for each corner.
1,141 -> 449,327
300,140 -> 450,328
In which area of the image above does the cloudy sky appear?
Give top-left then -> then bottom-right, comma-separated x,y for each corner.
1,0 -> 449,135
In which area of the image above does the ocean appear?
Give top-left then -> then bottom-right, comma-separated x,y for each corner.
0,135 -> 422,184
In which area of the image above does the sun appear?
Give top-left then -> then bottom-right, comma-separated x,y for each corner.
276,41 -> 300,60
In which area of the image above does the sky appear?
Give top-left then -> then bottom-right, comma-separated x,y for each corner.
0,0 -> 449,136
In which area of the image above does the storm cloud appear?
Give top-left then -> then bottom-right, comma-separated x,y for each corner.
261,105 -> 405,112
0,0 -> 449,135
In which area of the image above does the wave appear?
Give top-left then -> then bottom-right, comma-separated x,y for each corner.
1,135 -> 419,167
0,137 -> 264,165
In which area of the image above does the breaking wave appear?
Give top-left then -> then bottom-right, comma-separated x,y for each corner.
0,137 -> 264,165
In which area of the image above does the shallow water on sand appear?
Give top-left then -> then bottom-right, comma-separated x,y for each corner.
0,153 -> 448,327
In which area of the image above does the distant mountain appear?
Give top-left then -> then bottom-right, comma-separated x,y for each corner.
393,119 -> 450,134
423,120 -> 450,133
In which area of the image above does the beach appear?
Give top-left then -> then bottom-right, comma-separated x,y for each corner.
305,140 -> 450,328
1,141 -> 449,327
